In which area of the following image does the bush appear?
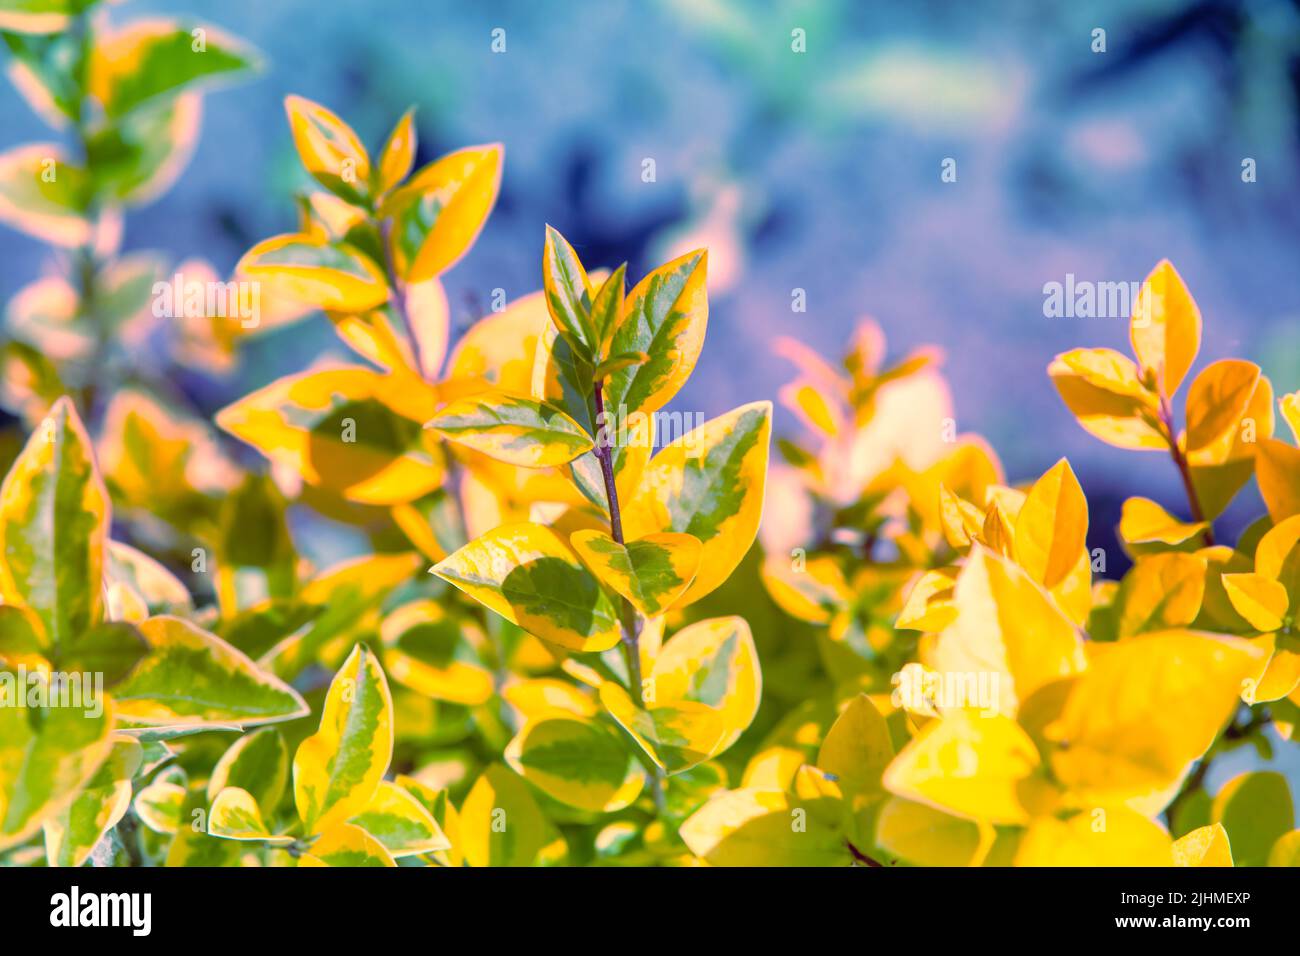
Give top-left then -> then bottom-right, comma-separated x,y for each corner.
0,4 -> 1297,869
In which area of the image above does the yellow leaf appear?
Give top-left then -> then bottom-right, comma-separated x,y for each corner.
1185,359 -> 1261,452
895,568 -> 959,632
1014,458 -> 1089,589
504,716 -> 645,812
875,797 -> 990,867
208,787 -> 293,844
374,108 -> 416,196
1042,631 -> 1266,808
679,786 -> 850,867
1047,348 -> 1165,450
459,764 -> 565,867
1015,808 -> 1172,866
1221,573 -> 1288,633
1115,553 -> 1207,638
1281,391 -> 1300,444
930,547 -> 1086,717
1255,514 -> 1300,607
1172,822 -> 1234,867
1118,496 -> 1207,548
938,484 -> 984,550
1129,259 -> 1201,398
379,600 -> 494,706
882,708 -> 1041,825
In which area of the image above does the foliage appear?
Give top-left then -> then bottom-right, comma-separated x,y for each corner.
1,7 -> 1297,869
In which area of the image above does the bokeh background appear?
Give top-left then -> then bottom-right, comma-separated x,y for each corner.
4,0 -> 1300,792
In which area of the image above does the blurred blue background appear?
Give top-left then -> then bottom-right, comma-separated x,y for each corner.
4,0 -> 1300,537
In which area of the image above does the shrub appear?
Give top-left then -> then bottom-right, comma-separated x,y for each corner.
0,7 -> 1297,869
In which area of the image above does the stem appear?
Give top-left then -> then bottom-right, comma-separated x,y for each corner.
1157,395 -> 1214,547
845,839 -> 883,867
592,378 -> 666,812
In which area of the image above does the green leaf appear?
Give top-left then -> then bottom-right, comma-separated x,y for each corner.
85,94 -> 201,205
59,621 -> 149,687
431,522 -> 622,652
603,249 -> 707,417
90,20 -> 258,119
293,644 -> 393,834
0,396 -> 109,649
111,616 -> 309,730
426,388 -> 593,468
1211,771 -> 1294,867
43,736 -> 142,867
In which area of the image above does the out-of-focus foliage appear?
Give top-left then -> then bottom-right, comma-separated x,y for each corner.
1,3 -> 1297,869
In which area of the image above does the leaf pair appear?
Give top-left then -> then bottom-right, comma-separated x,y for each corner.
209,644 -> 450,865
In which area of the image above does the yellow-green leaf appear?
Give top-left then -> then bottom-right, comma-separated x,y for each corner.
379,600 -> 493,706
384,144 -> 502,283
679,786 -> 850,867
431,522 -> 621,652
1211,771 -> 1294,867
570,529 -> 701,617
622,401 -> 771,607
237,234 -> 388,312
300,822 -> 396,867
817,694 -> 894,796
426,388 -> 593,467
208,786 -> 292,844
207,727 -> 288,818
603,249 -> 708,417
541,224 -> 597,352
0,687 -> 114,851
0,396 -> 109,649
504,716 -> 644,812
111,616 -> 309,729
42,735 -> 141,868
284,95 -> 370,205
293,643 -> 393,834
215,366 -> 444,505
348,779 -> 449,857
0,144 -> 90,247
